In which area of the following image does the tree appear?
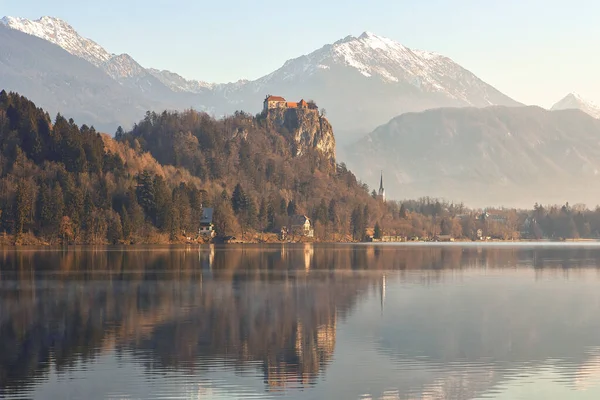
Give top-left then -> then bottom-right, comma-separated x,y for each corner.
15,179 -> 32,236
59,216 -> 73,244
399,203 -> 408,219
258,198 -> 268,231
287,200 -> 297,217
231,183 -> 247,215
351,206 -> 365,241
374,222 -> 383,239
115,125 -> 125,139
213,198 -> 239,237
136,171 -> 155,218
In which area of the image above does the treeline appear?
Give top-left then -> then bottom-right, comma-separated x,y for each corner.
376,199 -> 600,240
2,89 -> 600,244
0,91 -> 205,244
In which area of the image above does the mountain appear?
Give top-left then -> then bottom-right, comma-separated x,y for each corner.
219,32 -> 521,141
0,16 -> 177,99
551,93 -> 600,119
0,24 -> 160,131
0,16 -> 520,140
0,16 -> 112,66
147,68 -> 214,93
345,106 -> 600,208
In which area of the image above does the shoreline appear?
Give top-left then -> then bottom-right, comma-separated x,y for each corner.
2,237 -> 600,247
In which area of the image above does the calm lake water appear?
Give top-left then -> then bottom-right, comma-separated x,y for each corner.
3,243 -> 600,399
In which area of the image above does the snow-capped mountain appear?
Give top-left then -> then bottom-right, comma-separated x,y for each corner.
224,32 -> 521,140
0,15 -> 171,89
0,16 -> 521,140
551,93 -> 600,119
147,69 -> 214,93
0,16 -> 112,66
254,32 -> 508,105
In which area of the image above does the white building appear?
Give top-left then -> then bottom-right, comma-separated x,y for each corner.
199,208 -> 215,238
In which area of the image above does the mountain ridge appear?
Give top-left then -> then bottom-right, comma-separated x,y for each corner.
0,15 -> 521,139
551,93 -> 600,119
345,105 -> 600,207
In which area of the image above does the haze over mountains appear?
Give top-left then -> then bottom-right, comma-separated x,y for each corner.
3,15 -> 600,207
345,106 -> 600,207
0,16 -> 520,138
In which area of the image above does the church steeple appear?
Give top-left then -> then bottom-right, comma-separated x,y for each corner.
378,171 -> 385,202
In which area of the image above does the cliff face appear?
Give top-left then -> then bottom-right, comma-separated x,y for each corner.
266,108 -> 336,170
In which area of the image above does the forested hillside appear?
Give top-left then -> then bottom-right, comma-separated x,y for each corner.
0,90 -> 389,243
0,91 -> 203,244
116,107 -> 381,239
3,90 -> 600,244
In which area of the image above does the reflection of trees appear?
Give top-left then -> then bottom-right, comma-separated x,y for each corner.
0,246 -> 373,394
2,244 -> 600,396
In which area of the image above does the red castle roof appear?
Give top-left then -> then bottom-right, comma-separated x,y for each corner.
265,95 -> 286,102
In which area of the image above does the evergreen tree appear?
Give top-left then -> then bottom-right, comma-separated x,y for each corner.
399,203 -> 408,219
231,183 -> 247,215
287,200 -> 297,217
15,179 -> 31,236
374,222 -> 382,239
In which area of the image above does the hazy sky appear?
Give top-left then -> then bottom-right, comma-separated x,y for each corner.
3,0 -> 600,107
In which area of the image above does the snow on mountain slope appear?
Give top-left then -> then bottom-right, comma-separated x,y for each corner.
229,31 -> 520,139
246,32 -> 517,107
0,16 -> 112,67
0,18 -> 521,140
0,15 -> 183,98
147,69 -> 214,93
551,93 -> 600,119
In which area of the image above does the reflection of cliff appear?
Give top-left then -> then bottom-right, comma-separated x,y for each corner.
0,246 -> 373,393
3,245 -> 600,397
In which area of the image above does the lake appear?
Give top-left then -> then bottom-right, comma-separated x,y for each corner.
2,243 -> 600,399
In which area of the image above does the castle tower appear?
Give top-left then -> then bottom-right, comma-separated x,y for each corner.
378,171 -> 385,202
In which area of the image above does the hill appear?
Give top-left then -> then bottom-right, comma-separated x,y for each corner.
0,90 -> 388,244
345,106 -> 600,207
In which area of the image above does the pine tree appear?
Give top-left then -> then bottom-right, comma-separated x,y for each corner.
15,179 -> 31,236
231,183 -> 247,215
287,200 -> 297,217
374,222 -> 382,239
258,198 -> 267,231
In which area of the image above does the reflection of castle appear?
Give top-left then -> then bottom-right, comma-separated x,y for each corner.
266,315 -> 337,390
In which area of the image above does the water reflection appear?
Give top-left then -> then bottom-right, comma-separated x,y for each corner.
1,244 -> 600,399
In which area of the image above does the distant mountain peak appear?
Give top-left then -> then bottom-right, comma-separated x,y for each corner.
1,15 -> 113,67
552,92 -> 600,119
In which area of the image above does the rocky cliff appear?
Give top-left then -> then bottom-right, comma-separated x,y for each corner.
266,108 -> 336,170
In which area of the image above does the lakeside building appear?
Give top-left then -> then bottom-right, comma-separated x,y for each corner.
198,208 -> 215,238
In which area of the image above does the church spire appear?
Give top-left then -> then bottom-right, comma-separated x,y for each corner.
378,171 -> 385,202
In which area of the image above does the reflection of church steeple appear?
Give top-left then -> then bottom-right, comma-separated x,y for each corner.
380,274 -> 386,315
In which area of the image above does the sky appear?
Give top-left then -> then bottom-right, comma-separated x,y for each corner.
3,0 -> 600,107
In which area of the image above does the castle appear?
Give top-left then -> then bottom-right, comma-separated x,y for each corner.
263,95 -> 317,114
